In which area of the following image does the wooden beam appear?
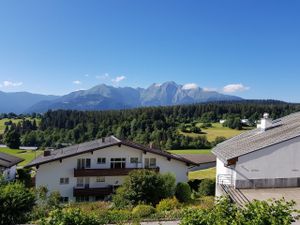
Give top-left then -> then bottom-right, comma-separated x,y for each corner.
227,157 -> 238,166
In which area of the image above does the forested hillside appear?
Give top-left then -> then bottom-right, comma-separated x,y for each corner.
1,100 -> 300,150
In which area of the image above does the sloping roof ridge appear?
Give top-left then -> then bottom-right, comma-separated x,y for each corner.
212,111 -> 300,162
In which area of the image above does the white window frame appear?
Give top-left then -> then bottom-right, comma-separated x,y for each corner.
145,158 -> 156,168
60,177 -> 69,185
77,158 -> 91,169
130,157 -> 139,164
110,158 -> 126,168
96,176 -> 105,183
97,158 -> 106,164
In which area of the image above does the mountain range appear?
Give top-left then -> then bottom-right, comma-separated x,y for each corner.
0,81 -> 242,113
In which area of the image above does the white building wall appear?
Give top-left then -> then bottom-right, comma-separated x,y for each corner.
36,145 -> 190,201
235,136 -> 300,181
215,158 -> 236,196
2,165 -> 17,181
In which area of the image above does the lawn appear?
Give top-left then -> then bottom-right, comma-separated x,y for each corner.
188,167 -> 216,180
0,147 -> 42,166
168,149 -> 211,154
180,122 -> 249,142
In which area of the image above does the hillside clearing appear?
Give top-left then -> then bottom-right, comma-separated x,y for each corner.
0,118 -> 40,134
180,122 -> 250,142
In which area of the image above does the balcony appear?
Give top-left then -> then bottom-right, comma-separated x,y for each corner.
73,186 -> 113,196
74,167 -> 160,177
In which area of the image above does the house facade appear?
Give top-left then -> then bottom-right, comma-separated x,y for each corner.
213,112 -> 300,196
26,136 -> 196,202
0,152 -> 23,181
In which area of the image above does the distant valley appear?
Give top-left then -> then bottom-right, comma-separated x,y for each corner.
0,81 -> 242,113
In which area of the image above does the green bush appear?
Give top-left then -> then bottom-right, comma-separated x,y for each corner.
156,197 -> 181,212
39,208 -> 100,225
132,204 -> 156,218
175,182 -> 191,203
198,179 -> 215,196
31,186 -> 61,220
102,209 -> 132,224
113,170 -> 176,208
180,197 -> 299,225
0,181 -> 35,225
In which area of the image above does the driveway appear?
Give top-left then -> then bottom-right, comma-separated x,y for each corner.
240,188 -> 300,224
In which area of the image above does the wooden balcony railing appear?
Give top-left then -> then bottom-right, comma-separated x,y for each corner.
73,186 -> 113,196
74,167 -> 160,177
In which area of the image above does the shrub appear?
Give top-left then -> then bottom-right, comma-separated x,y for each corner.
113,170 -> 176,208
132,204 -> 156,218
180,197 -> 299,225
31,186 -> 61,220
198,179 -> 215,196
39,208 -> 100,225
156,197 -> 181,212
0,181 -> 35,225
102,209 -> 132,224
175,182 -> 191,203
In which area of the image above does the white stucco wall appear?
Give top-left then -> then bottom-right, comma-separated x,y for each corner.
2,165 -> 17,181
235,136 -> 300,181
36,145 -> 189,201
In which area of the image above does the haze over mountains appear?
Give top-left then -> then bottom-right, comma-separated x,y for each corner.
0,81 -> 242,113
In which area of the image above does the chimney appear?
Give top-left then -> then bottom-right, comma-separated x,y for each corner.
44,149 -> 51,157
259,113 -> 272,131
101,137 -> 105,143
149,142 -> 153,149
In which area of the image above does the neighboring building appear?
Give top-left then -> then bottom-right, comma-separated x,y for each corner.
213,112 -> 300,196
26,136 -> 196,202
0,152 -> 23,181
180,153 -> 216,171
240,118 -> 250,126
219,119 -> 226,124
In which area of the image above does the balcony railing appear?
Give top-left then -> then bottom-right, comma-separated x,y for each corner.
74,167 -> 160,177
73,186 -> 113,196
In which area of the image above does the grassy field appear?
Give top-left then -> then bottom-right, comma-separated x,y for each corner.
168,149 -> 211,154
0,147 -> 42,166
180,122 -> 250,142
189,167 -> 216,180
0,117 -> 41,134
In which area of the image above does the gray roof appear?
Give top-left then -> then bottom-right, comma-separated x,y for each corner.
212,112 -> 300,163
0,152 -> 24,168
179,153 -> 216,164
26,136 -> 196,167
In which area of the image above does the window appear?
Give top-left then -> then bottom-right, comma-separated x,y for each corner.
76,177 -> 89,188
150,158 -> 156,168
110,158 -> 126,168
145,158 -> 156,168
76,196 -> 89,202
96,176 -> 105,183
77,158 -> 91,169
130,157 -> 139,164
76,177 -> 84,188
97,158 -> 106,164
60,177 -> 69,185
60,197 -> 69,203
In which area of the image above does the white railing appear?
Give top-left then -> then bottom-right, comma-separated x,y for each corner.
217,174 -> 233,186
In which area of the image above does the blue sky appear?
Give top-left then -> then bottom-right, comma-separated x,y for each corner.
0,0 -> 299,102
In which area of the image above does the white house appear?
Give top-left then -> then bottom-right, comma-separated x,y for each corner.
0,152 -> 23,181
213,112 -> 300,196
26,136 -> 196,202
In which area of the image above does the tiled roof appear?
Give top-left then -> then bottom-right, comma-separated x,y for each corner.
212,112 -> 300,163
25,136 -> 197,167
178,153 -> 216,164
0,152 -> 24,168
